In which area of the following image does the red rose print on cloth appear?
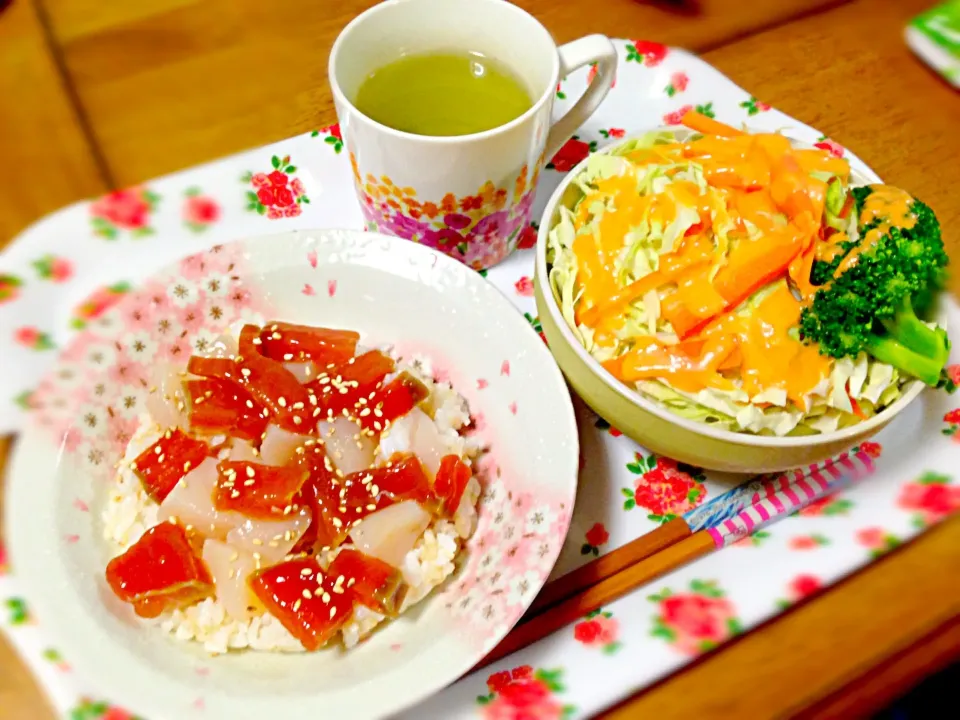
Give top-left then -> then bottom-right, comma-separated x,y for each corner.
897,472 -> 960,527
649,579 -> 742,656
622,453 -> 707,523
580,522 -> 609,556
587,61 -> 617,88
32,255 -> 73,282
740,96 -> 771,116
574,609 -> 622,654
598,128 -> 626,140
70,283 -> 132,329
42,647 -> 70,673
515,222 -> 538,250
594,415 -> 622,437
477,665 -> 574,719
13,326 -> 55,351
67,698 -> 142,720
243,155 -> 311,219
182,188 -> 222,232
797,493 -> 854,517
856,526 -> 901,558
89,187 -> 161,239
777,574 -> 823,609
788,534 -> 830,550
555,80 -> 566,100
524,312 -> 547,345
814,136 -> 845,158
0,273 -> 23,304
5,597 -> 30,625
514,276 -> 534,297
547,136 -> 596,172
663,104 -> 693,126
942,407 -> 960,441
312,123 -> 343,153
665,71 -> 689,97
626,40 -> 668,66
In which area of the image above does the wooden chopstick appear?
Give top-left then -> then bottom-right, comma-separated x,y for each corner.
526,517 -> 692,617
477,530 -> 717,670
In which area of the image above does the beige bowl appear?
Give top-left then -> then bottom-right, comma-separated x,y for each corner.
534,127 -> 931,473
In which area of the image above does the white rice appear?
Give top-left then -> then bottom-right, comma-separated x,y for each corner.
102,352 -> 483,655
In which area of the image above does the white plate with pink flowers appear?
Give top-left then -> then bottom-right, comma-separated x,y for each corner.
5,228 -> 579,720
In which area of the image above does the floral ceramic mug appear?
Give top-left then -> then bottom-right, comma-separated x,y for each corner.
329,0 -> 616,270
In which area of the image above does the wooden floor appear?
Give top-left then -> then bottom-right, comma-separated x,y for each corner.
2,0 -> 959,718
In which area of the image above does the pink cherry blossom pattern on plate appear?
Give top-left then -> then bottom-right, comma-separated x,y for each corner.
587,61 -> 617,88
477,665 -> 573,720
89,186 -> 161,239
573,609 -> 622,654
648,579 -> 742,656
27,243 -> 274,475
182,188 -> 222,232
896,472 -> 960,527
32,255 -> 74,282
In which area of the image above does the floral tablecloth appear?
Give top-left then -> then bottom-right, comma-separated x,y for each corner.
1,40 -> 959,720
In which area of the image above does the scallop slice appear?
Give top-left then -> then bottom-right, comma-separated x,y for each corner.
202,539 -> 264,622
157,457 -> 243,539
228,439 -> 261,463
259,423 -> 309,466
145,363 -> 190,431
348,500 -> 432,568
225,505 -> 313,565
317,417 -> 376,475
283,361 -> 319,385
378,407 -> 446,479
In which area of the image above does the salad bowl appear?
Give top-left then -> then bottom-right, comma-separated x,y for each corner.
534,126 -> 942,473
5,229 -> 579,720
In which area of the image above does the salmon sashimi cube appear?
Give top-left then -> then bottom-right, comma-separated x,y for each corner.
433,454 -> 473,517
249,557 -> 355,651
327,548 -> 408,616
132,428 -> 210,503
306,350 -> 395,421
292,443 -> 351,552
258,322 -> 360,365
105,521 -> 214,618
184,378 -> 268,441
357,372 -> 430,432
213,460 -> 310,519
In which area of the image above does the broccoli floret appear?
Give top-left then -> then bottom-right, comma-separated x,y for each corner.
799,186 -> 950,387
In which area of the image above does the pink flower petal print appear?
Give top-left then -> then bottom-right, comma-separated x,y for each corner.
302,284 -> 316,296
307,250 -> 318,268
327,280 -> 337,297
514,276 -> 534,297
500,360 -> 511,377
509,402 -> 518,415
477,378 -> 489,390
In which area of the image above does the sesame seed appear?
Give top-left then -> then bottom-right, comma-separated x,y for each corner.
230,552 -> 239,561
332,517 -> 343,528
365,504 -> 377,511
300,567 -> 312,576
158,454 -> 165,463
252,337 -> 263,346
329,607 -> 337,619
370,484 -> 379,495
278,397 -> 287,408
252,538 -> 263,546
154,446 -> 162,455
164,430 -> 172,439
293,599 -> 302,612
246,466 -> 256,478
183,461 -> 192,472
321,591 -> 331,603
246,400 -> 254,409
292,401 -> 304,410
347,578 -> 356,588
272,332 -> 281,340
230,490 -> 240,498
293,416 -> 302,426
244,479 -> 255,486
283,353 -> 294,361
302,589 -> 313,599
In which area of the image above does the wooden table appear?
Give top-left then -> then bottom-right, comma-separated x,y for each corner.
2,0 -> 959,717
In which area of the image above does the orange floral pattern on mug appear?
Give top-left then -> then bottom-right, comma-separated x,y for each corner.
350,152 -> 540,270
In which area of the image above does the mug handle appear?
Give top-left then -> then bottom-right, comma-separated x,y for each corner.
544,35 -> 618,160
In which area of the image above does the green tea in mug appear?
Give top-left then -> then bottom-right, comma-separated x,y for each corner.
354,51 -> 533,136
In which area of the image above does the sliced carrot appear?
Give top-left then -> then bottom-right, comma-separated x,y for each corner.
680,110 -> 744,138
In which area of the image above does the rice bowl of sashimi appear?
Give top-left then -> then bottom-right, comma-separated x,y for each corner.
6,229 -> 579,720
